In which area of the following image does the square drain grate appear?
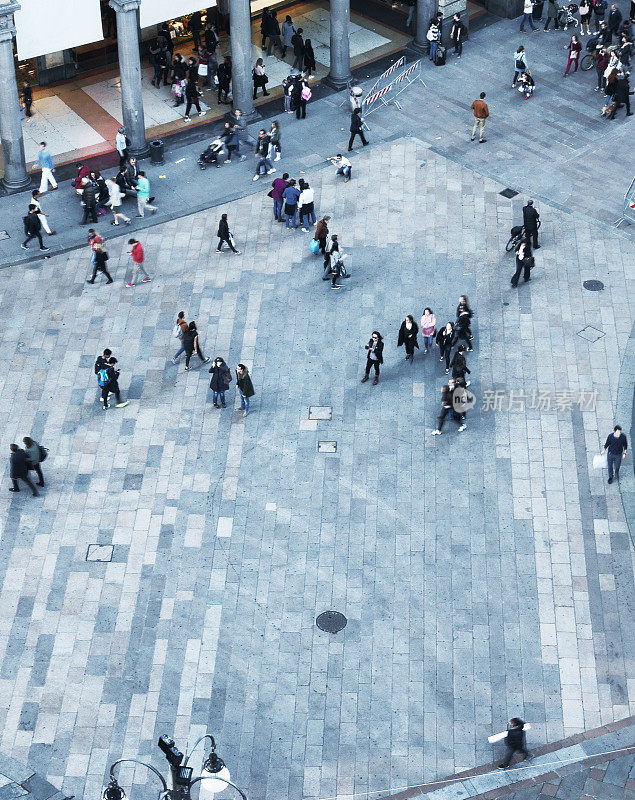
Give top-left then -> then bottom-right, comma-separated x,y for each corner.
317,441 -> 337,454
499,188 -> 519,199
309,406 -> 332,420
577,325 -> 605,343
86,544 -> 114,562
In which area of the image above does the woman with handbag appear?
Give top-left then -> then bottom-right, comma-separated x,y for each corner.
512,45 -> 528,87
183,322 -> 210,371
252,58 -> 270,99
209,357 -> 232,407
511,238 -> 533,287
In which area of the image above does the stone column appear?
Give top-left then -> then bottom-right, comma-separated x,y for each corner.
110,0 -> 149,157
0,2 -> 30,193
228,0 -> 256,119
326,0 -> 351,88
412,0 -> 436,52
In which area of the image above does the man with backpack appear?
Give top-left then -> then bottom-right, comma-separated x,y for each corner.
21,205 -> 49,251
97,357 -> 129,409
427,21 -> 441,62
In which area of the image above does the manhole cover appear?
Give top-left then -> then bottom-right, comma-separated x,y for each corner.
309,406 -> 332,420
583,280 -> 604,292
316,611 -> 347,633
317,441 -> 337,453
499,188 -> 518,199
577,325 -> 605,343
86,544 -> 114,562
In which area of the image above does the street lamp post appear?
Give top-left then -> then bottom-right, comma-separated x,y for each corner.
104,735 -> 246,800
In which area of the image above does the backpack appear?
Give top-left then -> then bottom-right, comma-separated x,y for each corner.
301,85 -> 312,101
97,368 -> 110,387
39,444 -> 48,462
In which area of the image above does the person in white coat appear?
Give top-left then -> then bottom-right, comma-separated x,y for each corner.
115,127 -> 128,168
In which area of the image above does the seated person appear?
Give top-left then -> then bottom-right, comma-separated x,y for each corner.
519,70 -> 535,99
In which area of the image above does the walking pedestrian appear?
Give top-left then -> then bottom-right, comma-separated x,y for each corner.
209,357 -> 232,407
268,120 -> 282,161
450,13 -> 467,55
470,92 -> 489,142
281,14 -> 296,56
97,357 -> 129,409
236,364 -> 255,416
304,39 -> 316,75
420,307 -> 436,352
253,129 -> 275,180
348,108 -> 369,150
564,35 -> 582,73
184,78 -> 205,120
105,178 -> 131,226
450,344 -> 471,387
30,190 -> 55,235
601,424 -> 628,483
398,315 -> 420,361
135,172 -> 157,217
607,72 -> 633,117
266,10 -> 284,56
115,127 -> 129,169
21,205 -> 49,251
231,108 -> 256,153
216,213 -> 241,253
544,0 -> 561,29
361,331 -> 384,385
171,311 -> 189,363
298,180 -> 316,231
436,321 -> 454,372
314,215 -> 330,253
126,239 -> 152,287
86,243 -> 114,284
498,719 -> 530,769
183,321 -> 210,370
260,6 -> 271,49
431,380 -> 466,434
23,437 -> 45,487
189,10 -> 203,50
21,81 -> 33,116
94,348 -> 112,378
328,243 -> 349,290
282,179 -> 301,228
291,27 -> 305,71
522,199 -> 540,247
252,58 -> 270,99
454,302 -> 474,349
34,142 -> 58,193
512,46 -> 528,87
270,173 -> 289,221
520,0 -> 538,30
87,229 -> 103,273
511,237 -> 533,286
9,444 -> 39,496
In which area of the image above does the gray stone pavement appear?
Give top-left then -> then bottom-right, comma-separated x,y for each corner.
0,125 -> 633,800
1,10 -> 634,269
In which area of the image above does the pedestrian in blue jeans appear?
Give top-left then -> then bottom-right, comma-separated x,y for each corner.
520,0 -> 538,30
601,424 -> 628,484
209,357 -> 232,408
236,364 -> 255,417
282,179 -> 300,228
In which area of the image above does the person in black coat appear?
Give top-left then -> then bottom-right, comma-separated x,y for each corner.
436,321 -> 454,372
9,444 -> 39,496
182,321 -> 210,370
81,179 -> 97,224
511,238 -> 533,287
303,39 -> 316,75
348,108 -> 369,151
100,357 -> 129,408
209,357 -> 232,407
266,10 -> 283,55
22,205 -> 47,250
86,243 -> 113,284
498,718 -> 530,769
608,73 -> 632,117
522,199 -> 540,248
450,344 -> 471,387
361,331 -> 384,384
291,28 -> 305,71
216,213 -> 240,254
397,316 -> 419,361
453,306 -> 473,349
217,57 -> 232,104
184,78 -> 203,119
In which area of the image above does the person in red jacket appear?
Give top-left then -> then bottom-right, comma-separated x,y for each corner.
564,35 -> 582,75
126,239 -> 151,287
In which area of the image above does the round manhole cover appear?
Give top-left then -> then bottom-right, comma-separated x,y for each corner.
583,280 -> 604,292
316,611 -> 347,633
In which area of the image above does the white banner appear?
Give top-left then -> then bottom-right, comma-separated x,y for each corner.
140,0 -> 215,29
15,0 -> 104,60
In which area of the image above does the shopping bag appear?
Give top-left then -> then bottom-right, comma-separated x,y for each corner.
488,723 -> 531,744
198,64 -> 208,76
309,238 -> 320,254
593,453 -> 607,470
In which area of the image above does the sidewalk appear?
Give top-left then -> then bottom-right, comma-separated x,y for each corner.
0,751 -> 65,800
1,8 -> 633,271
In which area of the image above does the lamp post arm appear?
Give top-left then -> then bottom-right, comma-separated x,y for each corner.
183,735 -> 217,767
189,775 -> 247,800
110,759 -> 169,793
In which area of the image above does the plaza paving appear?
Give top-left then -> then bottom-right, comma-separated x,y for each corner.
0,8 -> 634,800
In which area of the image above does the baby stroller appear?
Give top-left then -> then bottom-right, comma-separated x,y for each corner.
197,139 -> 225,169
557,3 -> 578,29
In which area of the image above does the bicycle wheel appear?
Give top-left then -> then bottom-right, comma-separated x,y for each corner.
580,54 -> 594,70
505,236 -> 517,252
